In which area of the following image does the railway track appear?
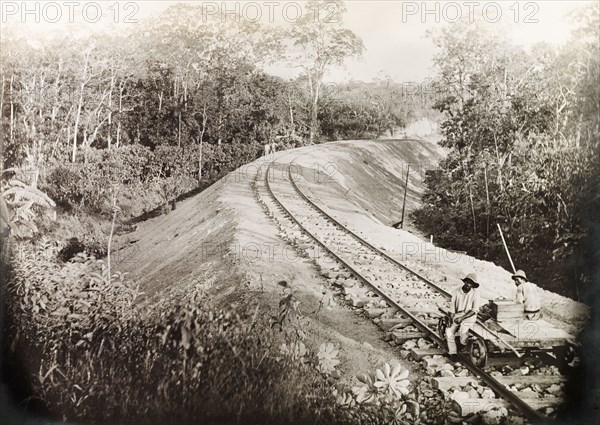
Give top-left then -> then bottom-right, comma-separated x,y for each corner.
254,152 -> 568,423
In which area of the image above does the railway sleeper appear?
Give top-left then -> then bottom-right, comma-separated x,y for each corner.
264,162 -> 572,424
390,330 -> 430,343
432,376 -> 566,392
451,396 -> 561,417
376,317 -> 438,331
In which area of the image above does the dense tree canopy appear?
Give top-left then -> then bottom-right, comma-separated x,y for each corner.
2,2 -> 596,303
0,2 -> 398,243
413,6 -> 599,300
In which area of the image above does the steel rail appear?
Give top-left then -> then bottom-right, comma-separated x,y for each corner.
287,163 -> 524,357
460,358 -> 549,424
262,163 -> 447,347
288,162 -> 452,297
261,158 -> 548,424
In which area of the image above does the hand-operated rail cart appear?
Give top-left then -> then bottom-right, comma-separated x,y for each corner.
438,300 -> 577,367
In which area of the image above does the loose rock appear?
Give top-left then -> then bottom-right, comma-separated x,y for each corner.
402,340 -> 417,350
467,388 -> 479,398
546,384 -> 562,394
456,368 -> 470,377
451,391 -> 470,401
417,338 -> 433,349
481,388 -> 496,398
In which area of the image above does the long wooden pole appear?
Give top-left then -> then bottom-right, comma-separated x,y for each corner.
484,167 -> 490,238
400,163 -> 410,229
497,223 -> 516,273
469,186 -> 477,234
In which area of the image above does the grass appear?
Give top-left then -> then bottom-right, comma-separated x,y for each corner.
1,242 -> 352,425
3,236 -> 423,425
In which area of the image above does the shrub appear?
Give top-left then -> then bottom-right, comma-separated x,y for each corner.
43,166 -> 84,210
5,243 -> 421,425
3,243 -> 349,424
1,177 -> 56,240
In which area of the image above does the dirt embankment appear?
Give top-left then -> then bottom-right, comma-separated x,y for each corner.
115,138 -> 588,382
286,140 -> 589,334
115,139 -> 445,301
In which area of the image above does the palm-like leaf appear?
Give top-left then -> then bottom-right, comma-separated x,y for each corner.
335,389 -> 355,408
2,178 -> 56,240
279,341 -> 307,362
374,363 -> 410,398
317,342 -> 339,374
352,372 -> 379,405
4,180 -> 56,208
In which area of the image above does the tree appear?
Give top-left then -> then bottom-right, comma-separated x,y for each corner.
413,8 -> 599,299
279,0 -> 364,144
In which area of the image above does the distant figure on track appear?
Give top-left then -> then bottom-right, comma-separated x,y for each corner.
446,273 -> 482,358
512,270 -> 542,320
263,142 -> 277,157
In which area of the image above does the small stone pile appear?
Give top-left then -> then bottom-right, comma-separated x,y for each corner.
414,379 -> 450,425
447,380 -> 497,401
419,354 -> 473,378
504,382 -> 565,399
415,377 -> 516,425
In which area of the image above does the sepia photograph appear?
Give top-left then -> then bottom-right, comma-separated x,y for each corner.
0,1 -> 598,424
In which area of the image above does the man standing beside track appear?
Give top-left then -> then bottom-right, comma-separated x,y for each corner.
446,273 -> 482,358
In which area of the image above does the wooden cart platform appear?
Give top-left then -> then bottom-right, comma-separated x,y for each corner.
437,303 -> 577,366
476,318 -> 574,350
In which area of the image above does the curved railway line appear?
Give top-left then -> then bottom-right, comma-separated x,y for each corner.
254,151 -> 570,423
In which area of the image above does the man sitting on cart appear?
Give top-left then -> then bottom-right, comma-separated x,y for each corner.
512,270 -> 542,320
446,273 -> 482,358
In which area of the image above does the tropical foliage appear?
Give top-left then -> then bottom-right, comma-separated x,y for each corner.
413,6 -> 599,299
4,244 -> 419,424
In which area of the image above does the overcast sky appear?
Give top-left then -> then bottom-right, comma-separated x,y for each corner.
2,1 -> 592,82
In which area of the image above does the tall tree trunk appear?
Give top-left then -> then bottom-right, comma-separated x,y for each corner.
484,167 -> 491,239
116,122 -> 121,148
307,73 -> 318,145
198,105 -> 207,182
72,87 -> 84,163
107,73 -> 115,150
288,92 -> 295,129
10,75 -> 14,144
72,52 -> 90,163
217,113 -> 223,146
0,78 -> 4,124
469,185 -> 477,234
198,139 -> 203,182
310,96 -> 318,145
179,81 -> 187,148
117,83 -> 125,148
107,110 -> 112,150
178,112 -> 182,147
493,135 -> 505,192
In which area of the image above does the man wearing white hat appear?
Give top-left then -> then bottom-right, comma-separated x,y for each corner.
446,273 -> 482,357
512,270 -> 542,320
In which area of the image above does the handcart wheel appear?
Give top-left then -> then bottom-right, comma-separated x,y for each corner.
438,316 -> 449,340
468,337 -> 488,367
